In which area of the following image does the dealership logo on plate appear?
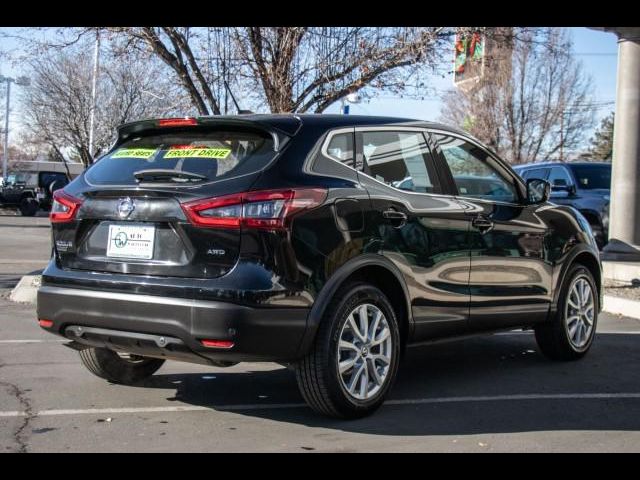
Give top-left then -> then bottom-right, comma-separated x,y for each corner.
117,197 -> 135,218
114,232 -> 128,248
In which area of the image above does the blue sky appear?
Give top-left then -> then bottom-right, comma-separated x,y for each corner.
1,27 -> 620,135
325,27 -> 619,126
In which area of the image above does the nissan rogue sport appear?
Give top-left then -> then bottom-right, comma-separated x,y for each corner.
37,115 -> 602,419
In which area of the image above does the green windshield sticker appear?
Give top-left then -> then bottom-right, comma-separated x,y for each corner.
163,147 -> 232,159
112,148 -> 158,159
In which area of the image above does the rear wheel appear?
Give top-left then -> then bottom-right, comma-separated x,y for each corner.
295,282 -> 401,419
19,197 -> 38,216
535,265 -> 598,360
79,347 -> 165,385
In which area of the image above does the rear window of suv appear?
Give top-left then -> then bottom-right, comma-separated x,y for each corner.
86,129 -> 276,186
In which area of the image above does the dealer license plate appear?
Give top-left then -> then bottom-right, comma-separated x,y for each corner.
106,224 -> 156,260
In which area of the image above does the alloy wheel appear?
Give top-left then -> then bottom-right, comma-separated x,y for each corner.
337,303 -> 393,400
565,275 -> 595,349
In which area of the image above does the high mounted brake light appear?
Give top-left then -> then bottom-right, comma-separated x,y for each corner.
158,118 -> 198,127
181,188 -> 328,230
50,190 -> 82,223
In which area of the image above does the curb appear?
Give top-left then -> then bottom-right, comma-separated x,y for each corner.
603,294 -> 640,320
603,261 -> 640,284
9,275 -> 41,304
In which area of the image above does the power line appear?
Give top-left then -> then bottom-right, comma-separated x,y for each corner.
573,52 -> 617,56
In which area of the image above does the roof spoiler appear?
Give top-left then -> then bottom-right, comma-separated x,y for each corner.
115,116 -> 302,153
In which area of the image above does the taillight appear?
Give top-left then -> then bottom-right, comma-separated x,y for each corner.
50,190 -> 82,223
182,188 -> 327,230
158,117 -> 198,127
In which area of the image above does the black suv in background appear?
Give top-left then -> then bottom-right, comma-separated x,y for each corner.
1,162 -> 82,215
37,115 -> 601,418
513,161 -> 611,248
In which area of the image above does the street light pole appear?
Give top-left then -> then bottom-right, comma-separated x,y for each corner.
559,110 -> 564,161
87,30 -> 100,164
1,75 -> 31,183
340,93 -> 362,115
2,77 -> 11,183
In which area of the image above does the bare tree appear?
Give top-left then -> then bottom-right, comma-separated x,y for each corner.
104,28 -> 228,116
104,27 -> 449,114
441,28 -> 596,164
20,43 -> 190,165
232,27 -> 448,113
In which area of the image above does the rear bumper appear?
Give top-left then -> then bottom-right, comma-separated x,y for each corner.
37,286 -> 310,363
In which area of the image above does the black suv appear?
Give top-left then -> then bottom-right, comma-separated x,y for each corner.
513,161 -> 611,248
1,168 -> 71,215
37,115 -> 602,418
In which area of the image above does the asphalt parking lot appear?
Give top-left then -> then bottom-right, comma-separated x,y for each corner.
0,212 -> 51,289
1,215 -> 640,452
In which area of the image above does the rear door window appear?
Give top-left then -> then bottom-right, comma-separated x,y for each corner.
325,132 -> 354,165
568,164 -> 612,189
86,129 -> 276,186
360,130 -> 441,194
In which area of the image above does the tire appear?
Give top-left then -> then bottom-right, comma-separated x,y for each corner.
589,221 -> 606,250
78,347 -> 165,385
19,197 -> 38,216
295,282 -> 401,419
535,264 -> 598,361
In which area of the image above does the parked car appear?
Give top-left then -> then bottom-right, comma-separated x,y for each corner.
513,161 -> 611,248
36,115 -> 602,418
0,161 -> 84,215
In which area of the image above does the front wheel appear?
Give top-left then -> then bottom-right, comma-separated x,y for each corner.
79,347 -> 165,385
295,282 -> 401,419
535,265 -> 598,360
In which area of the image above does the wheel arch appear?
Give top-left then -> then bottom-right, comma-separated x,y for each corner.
552,246 -> 602,316
297,254 -> 413,357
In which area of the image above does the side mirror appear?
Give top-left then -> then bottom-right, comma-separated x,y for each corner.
526,178 -> 550,204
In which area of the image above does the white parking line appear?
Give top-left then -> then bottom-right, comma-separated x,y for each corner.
1,392 -> 639,418
0,340 -> 65,344
0,259 -> 49,264
495,331 -> 640,335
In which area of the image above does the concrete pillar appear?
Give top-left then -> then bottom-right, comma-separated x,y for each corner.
603,29 -> 640,260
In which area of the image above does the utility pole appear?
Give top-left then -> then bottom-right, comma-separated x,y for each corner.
2,78 -> 10,183
87,30 -> 100,164
1,75 -> 30,183
559,110 -> 564,161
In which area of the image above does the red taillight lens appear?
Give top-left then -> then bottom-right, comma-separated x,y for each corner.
38,319 -> 53,328
158,117 -> 198,127
181,188 -> 327,230
200,339 -> 234,349
50,190 -> 82,223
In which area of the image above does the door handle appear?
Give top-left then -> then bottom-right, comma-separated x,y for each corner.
383,209 -> 407,228
472,215 -> 494,233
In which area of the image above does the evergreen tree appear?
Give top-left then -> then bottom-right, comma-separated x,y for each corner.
587,112 -> 614,161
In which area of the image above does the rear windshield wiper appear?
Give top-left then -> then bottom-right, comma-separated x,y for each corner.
133,169 -> 208,183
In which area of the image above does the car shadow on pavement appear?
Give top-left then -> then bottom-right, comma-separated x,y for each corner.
134,332 -> 640,436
